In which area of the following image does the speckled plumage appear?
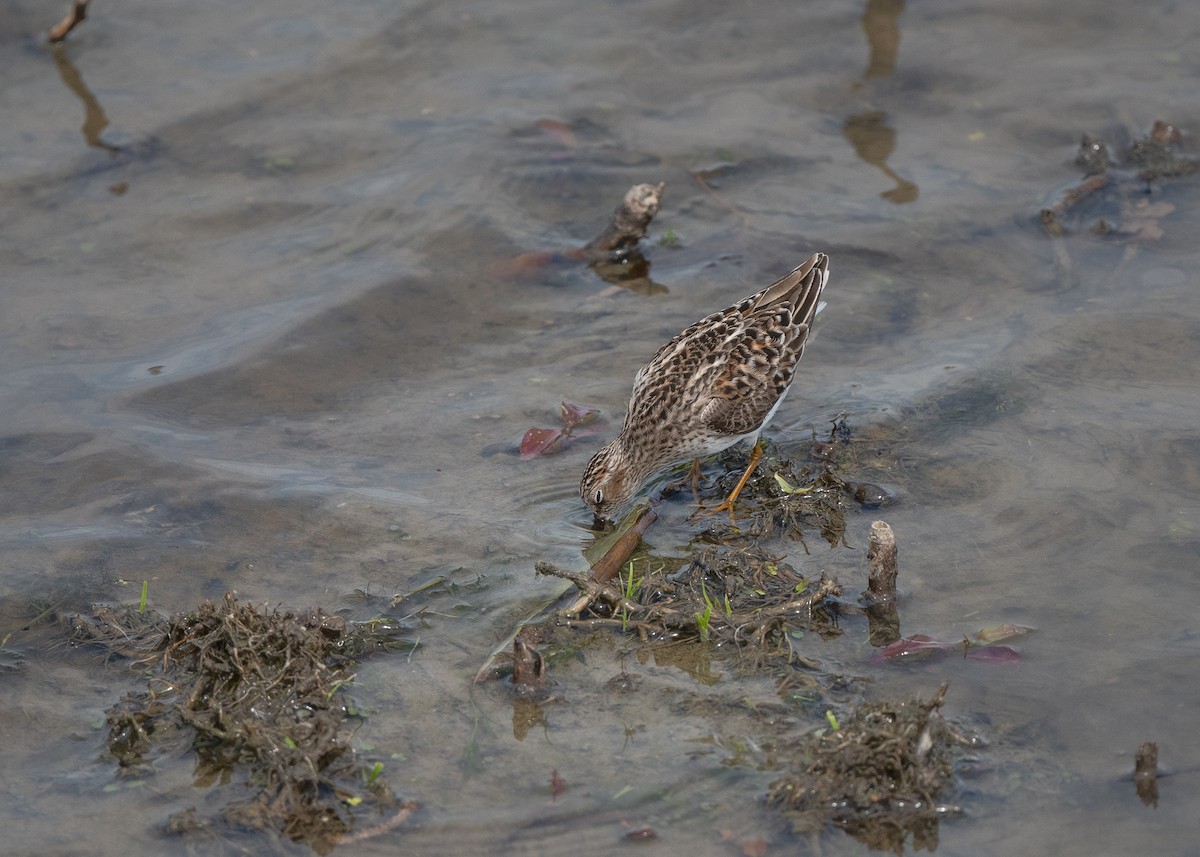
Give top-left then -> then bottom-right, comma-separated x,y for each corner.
580,252 -> 830,520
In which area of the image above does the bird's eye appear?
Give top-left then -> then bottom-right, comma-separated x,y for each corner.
593,489 -> 604,506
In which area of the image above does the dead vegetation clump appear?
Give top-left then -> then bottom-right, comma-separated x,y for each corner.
767,682 -> 962,853
736,456 -> 855,547
506,414 -> 985,850
699,417 -> 894,548
536,542 -> 843,664
70,594 -> 417,852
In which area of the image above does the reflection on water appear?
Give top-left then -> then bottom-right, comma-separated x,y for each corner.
2,0 -> 1200,854
860,0 -> 906,80
50,43 -> 118,153
843,110 -> 920,204
845,0 -> 918,204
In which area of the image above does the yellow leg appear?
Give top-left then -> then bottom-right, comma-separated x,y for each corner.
663,458 -> 705,502
705,441 -> 765,523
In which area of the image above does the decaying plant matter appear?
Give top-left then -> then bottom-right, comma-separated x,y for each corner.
768,681 -> 964,852
70,594 -> 417,851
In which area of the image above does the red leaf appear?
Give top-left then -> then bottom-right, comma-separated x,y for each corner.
875,634 -> 1023,665
560,401 -> 601,431
519,427 -> 566,460
964,645 -> 1022,664
875,634 -> 952,662
536,118 -> 577,148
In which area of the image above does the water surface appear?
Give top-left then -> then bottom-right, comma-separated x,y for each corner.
2,0 -> 1199,854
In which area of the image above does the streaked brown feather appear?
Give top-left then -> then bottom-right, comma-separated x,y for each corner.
579,253 -> 830,519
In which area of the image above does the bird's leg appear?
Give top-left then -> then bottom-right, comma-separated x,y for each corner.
662,458 -> 705,502
706,440 -> 765,523
687,458 -> 703,501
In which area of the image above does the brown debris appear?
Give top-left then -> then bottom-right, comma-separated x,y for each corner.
584,181 -> 666,257
589,504 -> 658,586
863,520 -> 898,602
70,595 -> 415,851
861,520 -> 901,647
768,682 -> 961,852
537,544 -> 843,661
1040,120 -> 1197,237
1039,174 -> 1112,237
492,180 -> 666,287
511,628 -> 547,693
1134,741 -> 1159,807
48,0 -> 91,42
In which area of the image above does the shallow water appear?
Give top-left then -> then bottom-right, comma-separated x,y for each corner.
3,0 -> 1200,854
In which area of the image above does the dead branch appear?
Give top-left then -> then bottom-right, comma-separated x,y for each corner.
589,505 -> 657,585
333,801 -> 420,845
1039,173 -> 1112,236
862,520 -> 901,647
536,560 -> 650,618
49,0 -> 91,43
863,520 -> 898,603
1134,741 -> 1159,807
584,181 -> 665,256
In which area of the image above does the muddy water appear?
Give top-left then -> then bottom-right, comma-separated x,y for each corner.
3,0 -> 1199,854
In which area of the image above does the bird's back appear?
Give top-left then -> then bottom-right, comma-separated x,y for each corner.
624,253 -> 829,454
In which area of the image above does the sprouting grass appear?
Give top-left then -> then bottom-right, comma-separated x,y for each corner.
695,579 -> 717,642
619,562 -> 643,632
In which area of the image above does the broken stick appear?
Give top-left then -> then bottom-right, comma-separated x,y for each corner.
862,520 -> 901,646
49,0 -> 91,43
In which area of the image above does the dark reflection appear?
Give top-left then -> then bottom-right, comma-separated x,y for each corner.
50,43 -> 119,152
843,111 -> 919,204
848,0 -> 917,204
512,697 -> 548,741
861,0 -> 906,80
588,251 -> 668,295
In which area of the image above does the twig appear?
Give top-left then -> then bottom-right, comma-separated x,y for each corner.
1039,173 -> 1111,236
334,801 -> 420,844
536,561 -> 649,618
589,506 -> 657,585
49,0 -> 91,43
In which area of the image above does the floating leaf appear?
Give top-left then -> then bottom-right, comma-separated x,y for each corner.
560,400 -> 601,430
536,117 -> 577,148
774,472 -> 813,495
875,633 -> 1023,665
874,634 -> 950,663
970,623 -> 1035,645
519,427 -> 566,460
963,645 -> 1021,664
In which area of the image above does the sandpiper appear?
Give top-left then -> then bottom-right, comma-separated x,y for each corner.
580,252 -> 829,522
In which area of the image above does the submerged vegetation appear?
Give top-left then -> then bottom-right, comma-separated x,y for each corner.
489,416 -> 1015,852
768,682 -> 964,851
69,595 -> 419,852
